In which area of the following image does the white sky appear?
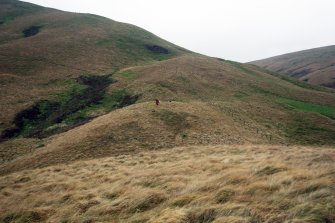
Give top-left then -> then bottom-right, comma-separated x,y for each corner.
23,0 -> 335,62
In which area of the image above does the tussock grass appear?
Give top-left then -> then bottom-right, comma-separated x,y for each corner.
0,144 -> 334,222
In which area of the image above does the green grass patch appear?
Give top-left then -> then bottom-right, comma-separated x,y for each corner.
246,93 -> 335,145
1,74 -> 139,139
0,1 -> 42,24
63,89 -> 139,125
283,115 -> 335,145
253,87 -> 335,119
97,35 -> 175,62
277,98 -> 335,119
0,15 -> 17,24
252,86 -> 277,97
117,70 -> 137,80
55,79 -> 88,106
279,75 -> 330,92
275,98 -> 335,144
233,91 -> 249,98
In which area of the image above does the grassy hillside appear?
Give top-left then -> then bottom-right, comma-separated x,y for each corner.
1,1 -> 334,149
0,144 -> 334,222
250,45 -> 335,88
121,56 -> 335,145
0,0 -> 189,131
1,55 -> 335,174
1,2 -> 335,222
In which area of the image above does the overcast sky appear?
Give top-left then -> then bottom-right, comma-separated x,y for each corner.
23,0 -> 335,62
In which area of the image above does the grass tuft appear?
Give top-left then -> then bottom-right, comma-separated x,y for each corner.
255,166 -> 286,176
1,211 -> 42,223
186,208 -> 217,223
215,189 -> 234,204
128,191 -> 167,213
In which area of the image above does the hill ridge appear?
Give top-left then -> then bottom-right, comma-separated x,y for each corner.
250,45 -> 335,88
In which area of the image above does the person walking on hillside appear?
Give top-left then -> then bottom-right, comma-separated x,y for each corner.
155,99 -> 160,106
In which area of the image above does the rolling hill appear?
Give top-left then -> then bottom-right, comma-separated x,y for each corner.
1,0 -> 335,170
1,54 -> 335,173
0,1 -> 335,222
250,45 -> 335,88
0,0 -> 189,131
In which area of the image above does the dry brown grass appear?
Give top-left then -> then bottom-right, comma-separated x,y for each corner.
0,138 -> 44,164
0,101 -> 270,175
1,3 -> 335,222
0,144 -> 334,222
121,56 -> 335,105
1,55 -> 335,178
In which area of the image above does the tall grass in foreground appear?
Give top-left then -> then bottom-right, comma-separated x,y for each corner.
0,145 -> 334,222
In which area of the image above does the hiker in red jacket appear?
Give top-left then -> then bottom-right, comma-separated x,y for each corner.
155,99 -> 160,106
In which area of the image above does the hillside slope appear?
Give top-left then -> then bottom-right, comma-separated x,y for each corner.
0,0 -> 189,130
1,55 -> 335,174
1,2 -> 335,222
1,1 -> 335,174
250,45 -> 335,88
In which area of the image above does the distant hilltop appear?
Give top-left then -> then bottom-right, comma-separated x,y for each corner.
250,45 -> 335,88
